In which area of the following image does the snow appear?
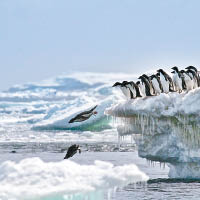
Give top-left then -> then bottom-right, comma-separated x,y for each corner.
0,157 -> 148,200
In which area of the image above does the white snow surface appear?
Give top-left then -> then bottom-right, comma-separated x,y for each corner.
0,157 -> 148,200
105,88 -> 200,117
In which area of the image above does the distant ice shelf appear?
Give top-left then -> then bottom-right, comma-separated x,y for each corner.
105,89 -> 200,179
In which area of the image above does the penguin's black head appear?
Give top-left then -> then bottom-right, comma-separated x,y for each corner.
138,76 -> 143,80
136,81 -> 140,85
156,72 -> 160,77
122,81 -> 129,85
180,70 -> 185,74
112,82 -> 121,87
185,66 -> 197,73
142,74 -> 149,79
150,74 -> 155,79
171,66 -> 179,72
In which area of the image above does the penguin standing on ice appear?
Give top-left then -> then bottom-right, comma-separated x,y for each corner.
157,69 -> 174,93
112,82 -> 130,99
171,66 -> 183,93
186,69 -> 199,89
142,74 -> 155,95
180,70 -> 194,91
136,81 -> 146,97
138,76 -> 153,97
185,66 -> 200,87
122,81 -> 135,99
150,74 -> 163,95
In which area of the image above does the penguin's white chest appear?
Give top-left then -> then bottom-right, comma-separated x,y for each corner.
160,74 -> 169,93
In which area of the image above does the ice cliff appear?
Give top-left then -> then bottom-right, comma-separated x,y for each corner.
105,88 -> 200,179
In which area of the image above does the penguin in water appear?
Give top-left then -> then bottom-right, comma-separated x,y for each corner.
150,74 -> 163,95
157,69 -> 174,93
64,144 -> 81,159
185,66 -> 200,87
136,81 -> 146,97
138,76 -> 153,97
69,105 -> 98,123
171,66 -> 183,93
180,70 -> 194,91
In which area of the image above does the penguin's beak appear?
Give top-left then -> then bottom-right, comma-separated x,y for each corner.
78,148 -> 81,154
93,111 -> 97,116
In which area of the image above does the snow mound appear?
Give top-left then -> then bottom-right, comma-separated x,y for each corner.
0,157 -> 148,200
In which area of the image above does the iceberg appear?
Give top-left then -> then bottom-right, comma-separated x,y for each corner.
0,157 -> 148,200
105,89 -> 200,178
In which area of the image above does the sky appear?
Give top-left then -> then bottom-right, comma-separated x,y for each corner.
1,0 -> 200,90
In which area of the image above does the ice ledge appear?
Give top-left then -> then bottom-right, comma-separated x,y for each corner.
105,89 -> 200,178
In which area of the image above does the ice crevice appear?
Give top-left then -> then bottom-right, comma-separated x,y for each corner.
105,89 -> 200,178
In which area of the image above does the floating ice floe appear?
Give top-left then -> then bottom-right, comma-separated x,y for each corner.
0,157 -> 148,200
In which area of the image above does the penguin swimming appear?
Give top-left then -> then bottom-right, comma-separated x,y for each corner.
68,105 -> 98,123
171,66 -> 183,93
157,69 -> 174,93
64,144 -> 81,159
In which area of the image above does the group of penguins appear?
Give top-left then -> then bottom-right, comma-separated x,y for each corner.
113,66 -> 200,98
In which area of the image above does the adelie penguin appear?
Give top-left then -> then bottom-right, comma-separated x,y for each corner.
185,66 -> 200,87
112,82 -> 131,99
69,105 -> 98,123
171,66 -> 183,93
64,144 -> 81,159
150,74 -> 163,95
186,69 -> 198,89
138,76 -> 153,97
142,74 -> 155,95
136,81 -> 146,97
157,69 -> 174,93
180,70 -> 194,91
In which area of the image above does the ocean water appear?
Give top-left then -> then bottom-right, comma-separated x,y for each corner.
1,72 -> 200,200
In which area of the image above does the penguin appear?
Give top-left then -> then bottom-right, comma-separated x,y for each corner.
142,74 -> 155,95
138,76 -> 153,96
69,105 -> 98,123
157,69 -> 174,93
132,81 -> 142,97
112,82 -> 131,98
136,81 -> 146,97
180,70 -> 194,91
185,66 -> 200,87
150,74 -> 162,95
64,144 -> 81,159
186,69 -> 198,89
171,66 -> 183,93
122,81 -> 136,99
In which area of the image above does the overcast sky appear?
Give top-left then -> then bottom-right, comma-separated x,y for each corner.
1,0 -> 200,90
